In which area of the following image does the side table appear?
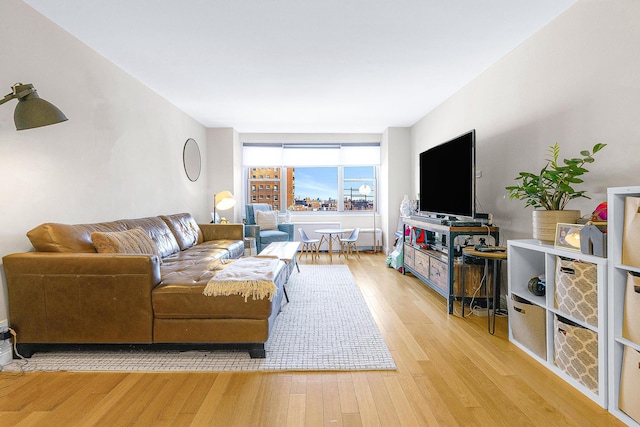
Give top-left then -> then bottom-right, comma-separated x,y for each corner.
460,247 -> 507,334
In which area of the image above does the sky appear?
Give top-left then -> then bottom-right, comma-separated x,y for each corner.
294,166 -> 374,201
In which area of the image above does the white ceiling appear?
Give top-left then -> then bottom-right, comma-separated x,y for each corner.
24,0 -> 576,133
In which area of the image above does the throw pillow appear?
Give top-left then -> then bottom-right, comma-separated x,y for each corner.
91,227 -> 162,261
255,210 -> 278,230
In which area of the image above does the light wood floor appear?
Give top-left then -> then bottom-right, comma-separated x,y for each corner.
0,252 -> 625,426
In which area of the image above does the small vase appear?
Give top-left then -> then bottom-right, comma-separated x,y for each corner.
532,210 -> 580,243
285,210 -> 292,223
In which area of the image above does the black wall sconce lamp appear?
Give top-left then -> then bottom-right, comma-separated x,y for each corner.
0,83 -> 68,130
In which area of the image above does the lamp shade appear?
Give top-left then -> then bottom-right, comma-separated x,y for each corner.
12,84 -> 67,130
214,191 -> 236,210
359,184 -> 371,196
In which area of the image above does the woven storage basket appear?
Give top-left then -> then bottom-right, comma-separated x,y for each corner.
553,315 -> 598,393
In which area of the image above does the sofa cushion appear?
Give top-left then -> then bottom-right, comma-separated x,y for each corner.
259,229 -> 291,247
160,213 -> 203,250
256,210 -> 278,230
120,217 -> 180,258
153,259 -> 285,320
91,227 -> 161,260
27,221 -> 128,253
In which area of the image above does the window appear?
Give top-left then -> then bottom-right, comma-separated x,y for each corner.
294,167 -> 338,211
343,166 -> 375,211
243,143 -> 379,213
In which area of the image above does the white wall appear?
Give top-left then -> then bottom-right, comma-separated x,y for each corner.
382,127 -> 412,253
411,0 -> 640,243
207,128 -> 240,222
0,0 -> 208,320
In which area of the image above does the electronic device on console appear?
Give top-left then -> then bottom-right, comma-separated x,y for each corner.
473,237 -> 505,252
474,237 -> 488,250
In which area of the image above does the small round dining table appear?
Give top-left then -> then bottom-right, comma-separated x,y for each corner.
314,228 -> 350,262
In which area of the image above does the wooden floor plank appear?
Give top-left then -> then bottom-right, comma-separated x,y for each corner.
351,371 -> 381,427
322,374 -> 343,426
189,372 -> 232,425
304,373 -> 324,426
382,374 -> 422,426
76,373 -> 146,425
337,372 -> 359,414
263,373 -> 292,426
286,393 -> 306,427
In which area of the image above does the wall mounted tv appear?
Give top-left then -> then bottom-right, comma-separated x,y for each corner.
419,129 -> 476,220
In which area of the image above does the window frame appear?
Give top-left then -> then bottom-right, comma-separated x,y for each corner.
242,143 -> 379,215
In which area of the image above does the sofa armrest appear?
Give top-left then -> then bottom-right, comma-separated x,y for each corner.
199,223 -> 244,241
2,252 -> 161,344
278,223 -> 295,241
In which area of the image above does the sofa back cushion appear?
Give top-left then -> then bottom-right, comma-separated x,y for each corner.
160,213 -> 203,250
27,216 -> 182,258
120,217 -> 180,258
91,227 -> 161,260
27,221 -> 128,253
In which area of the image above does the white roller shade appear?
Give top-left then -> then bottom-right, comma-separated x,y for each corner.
243,143 -> 380,167
283,145 -> 340,166
340,145 -> 380,165
242,144 -> 282,166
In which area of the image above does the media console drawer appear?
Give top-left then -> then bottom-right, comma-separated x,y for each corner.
404,244 -> 415,270
429,257 -> 448,292
414,249 -> 430,278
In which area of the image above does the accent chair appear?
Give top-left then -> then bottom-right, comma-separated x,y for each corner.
245,203 -> 294,253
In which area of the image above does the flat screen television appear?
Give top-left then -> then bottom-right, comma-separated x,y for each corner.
419,130 -> 476,220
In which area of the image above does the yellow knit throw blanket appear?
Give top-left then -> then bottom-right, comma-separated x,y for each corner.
203,256 -> 280,301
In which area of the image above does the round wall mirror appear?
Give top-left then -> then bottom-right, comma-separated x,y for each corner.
183,138 -> 201,182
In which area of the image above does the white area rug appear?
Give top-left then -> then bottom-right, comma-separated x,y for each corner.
4,265 -> 396,372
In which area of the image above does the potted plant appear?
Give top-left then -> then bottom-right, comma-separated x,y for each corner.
505,142 -> 606,242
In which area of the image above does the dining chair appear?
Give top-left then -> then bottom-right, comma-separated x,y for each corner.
340,228 -> 360,259
298,228 -> 320,259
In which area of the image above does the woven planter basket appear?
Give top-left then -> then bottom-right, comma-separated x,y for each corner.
532,210 -> 580,243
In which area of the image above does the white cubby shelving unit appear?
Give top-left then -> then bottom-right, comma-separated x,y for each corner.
507,239 -> 607,408
608,186 -> 640,426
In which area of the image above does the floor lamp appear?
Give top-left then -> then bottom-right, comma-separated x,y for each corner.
359,184 -> 377,253
213,191 -> 236,223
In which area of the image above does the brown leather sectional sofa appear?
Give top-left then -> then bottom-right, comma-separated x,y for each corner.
2,212 -> 287,358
